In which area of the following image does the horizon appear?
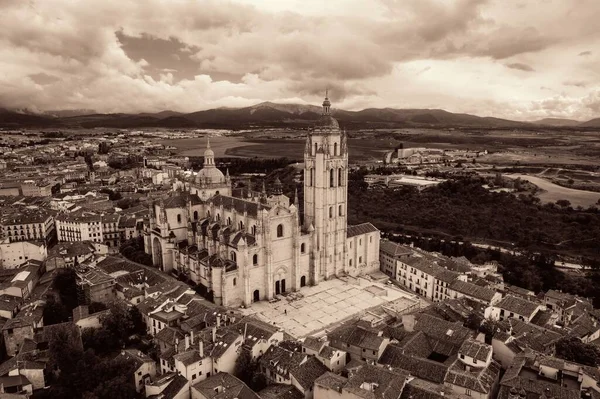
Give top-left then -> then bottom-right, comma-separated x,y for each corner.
5,100 -> 590,123
1,0 -> 599,121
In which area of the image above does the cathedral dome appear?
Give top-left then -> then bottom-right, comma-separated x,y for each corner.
313,91 -> 340,132
196,167 -> 225,183
314,114 -> 339,129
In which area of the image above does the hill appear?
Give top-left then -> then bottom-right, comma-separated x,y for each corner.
579,118 -> 600,128
2,101 -> 598,129
532,118 -> 580,126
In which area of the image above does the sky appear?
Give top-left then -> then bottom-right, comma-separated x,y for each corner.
0,0 -> 599,120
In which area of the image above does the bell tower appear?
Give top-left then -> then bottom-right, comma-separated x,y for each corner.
304,92 -> 348,282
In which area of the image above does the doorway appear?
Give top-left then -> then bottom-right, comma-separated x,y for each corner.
253,290 -> 260,302
275,281 -> 280,295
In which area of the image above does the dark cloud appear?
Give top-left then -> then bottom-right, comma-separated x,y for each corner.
116,32 -> 201,81
578,50 -> 591,56
505,62 -> 535,72
29,73 -> 61,85
563,80 -> 586,88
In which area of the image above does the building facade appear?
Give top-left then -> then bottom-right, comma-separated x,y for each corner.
144,95 -> 380,307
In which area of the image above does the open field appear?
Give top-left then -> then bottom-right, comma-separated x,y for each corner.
506,174 -> 600,208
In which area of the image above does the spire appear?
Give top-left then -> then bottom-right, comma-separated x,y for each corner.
203,137 -> 215,167
294,187 -> 299,206
274,177 -> 283,195
261,180 -> 266,195
322,90 -> 331,115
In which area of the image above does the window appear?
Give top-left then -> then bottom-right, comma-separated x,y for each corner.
466,389 -> 472,396
309,169 -> 313,186
300,243 -> 305,253
194,211 -> 198,220
192,373 -> 196,380
359,239 -> 362,245
231,251 -> 237,262
314,143 -> 318,155
233,278 -> 237,286
369,236 -> 372,243
253,254 -> 258,265
251,225 -> 257,235
177,214 -> 182,223
239,221 -> 244,230
207,210 -> 211,217
359,256 -> 363,264
330,169 -> 335,187
334,142 -> 338,155
277,224 -> 284,238
227,217 -> 231,225
349,259 -> 353,267
329,207 -> 333,218
338,205 -> 343,216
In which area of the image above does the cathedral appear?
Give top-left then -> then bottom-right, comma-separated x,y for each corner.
144,95 -> 380,307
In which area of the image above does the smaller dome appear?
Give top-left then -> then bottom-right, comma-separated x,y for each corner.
196,167 -> 225,184
204,148 -> 214,157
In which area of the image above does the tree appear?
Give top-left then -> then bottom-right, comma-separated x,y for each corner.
556,199 -> 571,208
43,296 -> 71,325
464,313 -> 482,331
555,337 -> 600,366
53,269 -> 79,311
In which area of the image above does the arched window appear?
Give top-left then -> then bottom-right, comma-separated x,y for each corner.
314,143 -> 318,155
193,211 -> 198,220
276,224 -> 284,238
359,256 -> 363,264
216,214 -> 220,221
239,221 -> 244,230
231,251 -> 236,262
329,207 -> 333,218
251,225 -> 257,236
300,243 -> 305,253
339,205 -> 343,216
253,254 -> 258,265
233,278 -> 237,286
330,169 -> 335,187
207,210 -> 211,218
227,217 -> 231,225
177,214 -> 182,223
349,259 -> 353,267
334,142 -> 338,156
338,168 -> 343,186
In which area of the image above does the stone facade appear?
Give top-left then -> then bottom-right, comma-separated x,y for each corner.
144,96 -> 380,307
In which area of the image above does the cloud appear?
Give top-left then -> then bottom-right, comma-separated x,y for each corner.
505,62 -> 535,72
563,80 -> 587,88
0,0 -> 599,119
578,50 -> 592,56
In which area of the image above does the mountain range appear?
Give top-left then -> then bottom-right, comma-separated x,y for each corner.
1,102 -> 599,129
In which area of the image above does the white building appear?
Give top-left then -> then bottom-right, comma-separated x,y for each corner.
144,95 -> 380,307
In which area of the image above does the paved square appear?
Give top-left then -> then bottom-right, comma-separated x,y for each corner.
240,276 -> 423,338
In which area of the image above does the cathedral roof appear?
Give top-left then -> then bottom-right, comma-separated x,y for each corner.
347,222 -> 379,238
164,194 -> 187,209
210,194 -> 270,217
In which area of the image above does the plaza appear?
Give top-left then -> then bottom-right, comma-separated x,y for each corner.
240,276 -> 424,338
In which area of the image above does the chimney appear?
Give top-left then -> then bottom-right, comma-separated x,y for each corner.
185,335 -> 190,350
212,327 -> 217,343
191,330 -> 195,345
199,340 -> 204,358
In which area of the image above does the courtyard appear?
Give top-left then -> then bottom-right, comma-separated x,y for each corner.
240,276 -> 425,338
